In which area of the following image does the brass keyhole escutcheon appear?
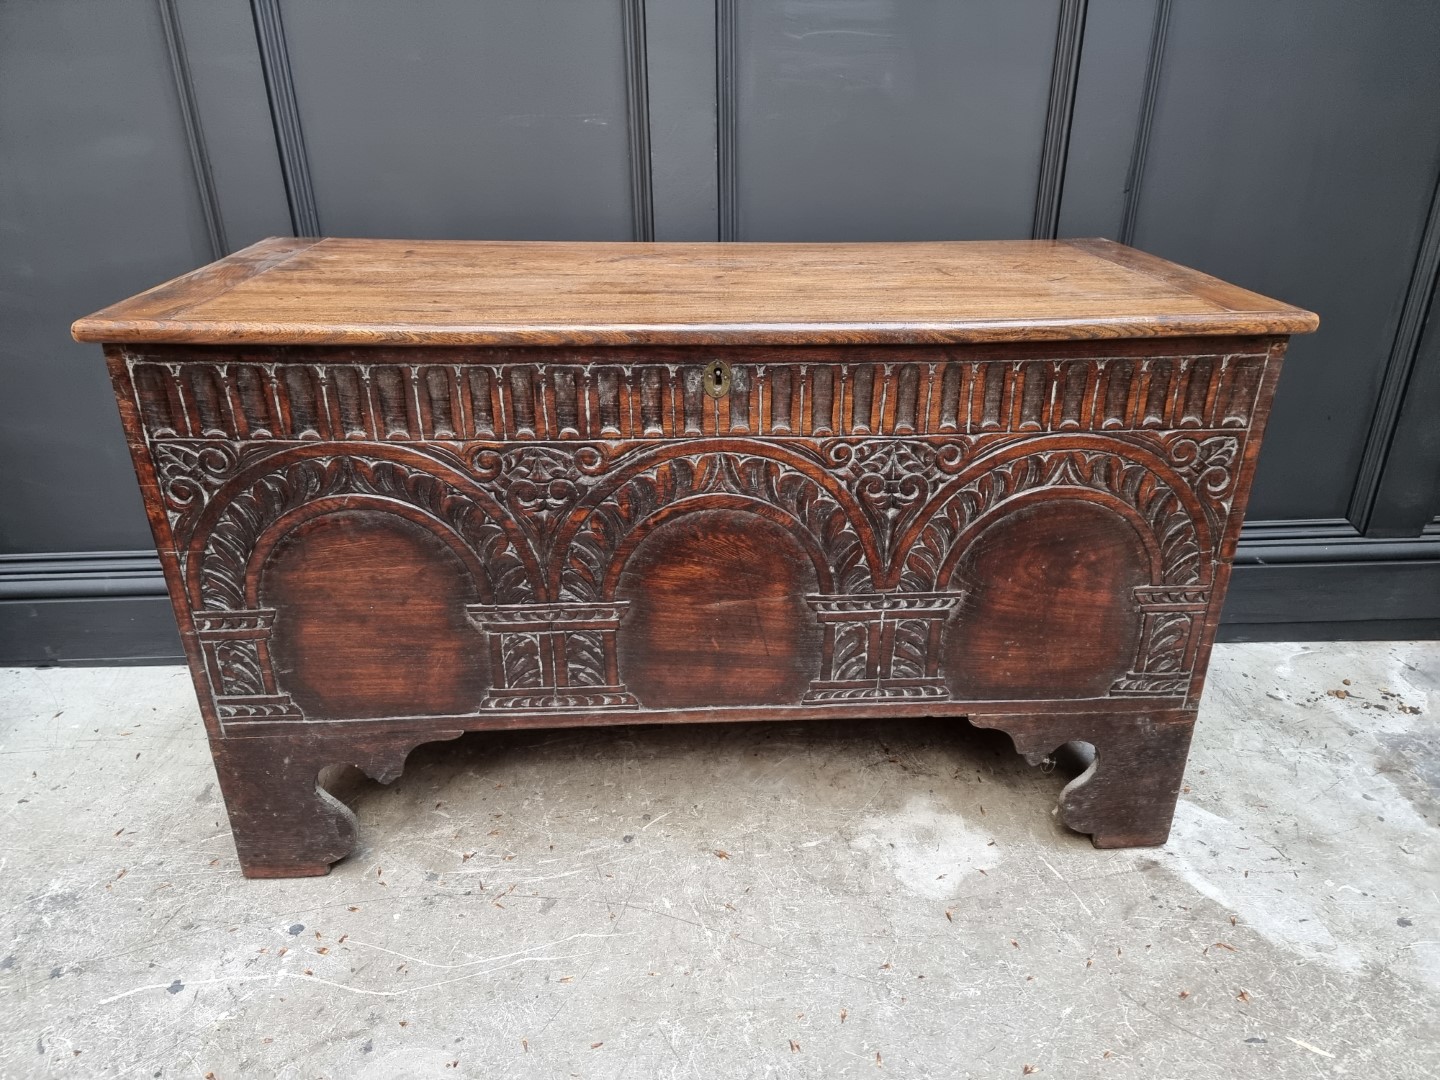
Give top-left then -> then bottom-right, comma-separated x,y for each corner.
703,359 -> 732,399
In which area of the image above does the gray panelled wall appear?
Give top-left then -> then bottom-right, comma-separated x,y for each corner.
1,0 -> 1437,663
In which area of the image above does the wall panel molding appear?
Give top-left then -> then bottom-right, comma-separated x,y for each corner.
166,0 -> 293,248
1055,0 -> 1162,239
1348,171 -> 1440,535
1032,0 -> 1088,239
1234,517 -> 1440,564
249,0 -> 319,236
642,0 -> 718,240
715,0 -> 739,241
1224,517 -> 1440,638
621,0 -> 655,241
158,0 -> 226,257
1117,0 -> 1170,246
1363,276 -> 1440,537
0,552 -> 168,601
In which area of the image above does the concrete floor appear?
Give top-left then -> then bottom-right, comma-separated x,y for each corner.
0,642 -> 1436,1080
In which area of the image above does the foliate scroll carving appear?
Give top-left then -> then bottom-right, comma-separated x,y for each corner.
197,455 -> 533,611
465,602 -> 638,711
157,423 -> 1231,720
1161,433 -> 1242,535
152,442 -> 243,548
471,445 -> 608,566
560,452 -> 873,601
902,448 -> 1206,592
1164,436 -> 1239,497
804,592 -> 963,701
824,439 -> 969,562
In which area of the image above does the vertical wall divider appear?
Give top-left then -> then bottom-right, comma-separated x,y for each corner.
1348,171 -> 1440,535
715,0 -> 739,241
1118,0 -> 1172,246
158,0 -> 227,257
621,0 -> 656,242
1032,0 -> 1088,240
249,0 -> 321,237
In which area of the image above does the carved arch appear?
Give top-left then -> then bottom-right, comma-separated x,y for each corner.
244,496 -> 495,609
600,493 -> 841,597
187,446 -> 540,611
552,445 -> 876,602
899,439 -> 1214,592
929,487 -> 1165,592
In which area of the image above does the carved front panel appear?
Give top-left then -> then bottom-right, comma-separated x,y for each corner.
130,350 -> 1266,443
123,344 -> 1269,730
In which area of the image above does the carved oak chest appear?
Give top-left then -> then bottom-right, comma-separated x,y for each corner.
73,238 -> 1317,877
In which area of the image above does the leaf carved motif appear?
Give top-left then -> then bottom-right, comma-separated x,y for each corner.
161,429 -> 1226,718
499,633 -> 544,690
1161,433 -> 1241,535
153,442 -> 244,551
823,439 -> 969,563
212,640 -> 266,697
558,451 -> 873,601
901,448 -> 1206,592
197,455 -> 533,611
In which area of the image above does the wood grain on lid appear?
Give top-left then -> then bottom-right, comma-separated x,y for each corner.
73,236 -> 1318,347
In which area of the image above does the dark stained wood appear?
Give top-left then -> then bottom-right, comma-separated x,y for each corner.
616,510 -> 823,709
261,511 -> 489,719
84,240 -> 1315,877
73,237 -> 1318,346
970,709 -> 1196,848
211,726 -> 463,878
945,501 -> 1150,699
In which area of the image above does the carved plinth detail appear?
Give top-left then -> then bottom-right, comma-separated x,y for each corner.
215,696 -> 305,721
1110,585 -> 1213,697
466,601 -> 638,711
193,609 -> 303,724
804,591 -> 962,701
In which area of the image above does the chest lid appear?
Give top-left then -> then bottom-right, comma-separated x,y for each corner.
73,237 -> 1317,348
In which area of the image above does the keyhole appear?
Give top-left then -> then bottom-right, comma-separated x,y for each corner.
705,361 -> 731,400
703,359 -> 731,399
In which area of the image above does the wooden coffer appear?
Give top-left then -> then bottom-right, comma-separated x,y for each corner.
74,238 -> 1317,877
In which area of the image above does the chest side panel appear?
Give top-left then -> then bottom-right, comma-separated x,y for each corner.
115,341 -> 1280,733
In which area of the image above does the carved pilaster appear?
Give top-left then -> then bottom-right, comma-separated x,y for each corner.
466,601 -> 639,711
804,591 -> 962,701
193,609 -> 303,723
1110,585 -> 1211,696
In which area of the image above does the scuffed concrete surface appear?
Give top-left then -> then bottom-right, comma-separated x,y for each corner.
0,641 -> 1436,1079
